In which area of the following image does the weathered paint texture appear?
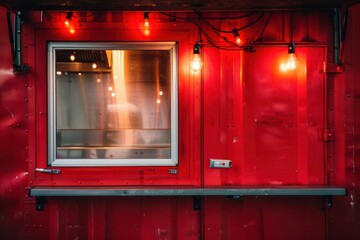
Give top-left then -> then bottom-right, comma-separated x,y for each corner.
0,6 -> 359,239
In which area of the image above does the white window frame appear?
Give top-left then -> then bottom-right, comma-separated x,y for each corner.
48,42 -> 178,166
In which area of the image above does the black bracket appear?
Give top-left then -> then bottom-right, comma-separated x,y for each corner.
226,195 -> 242,200
333,8 -> 348,69
193,196 -> 201,211
14,64 -> 31,74
35,196 -> 46,211
7,11 -> 31,74
326,196 -> 334,208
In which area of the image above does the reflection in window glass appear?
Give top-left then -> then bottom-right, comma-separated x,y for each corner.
48,43 -> 178,166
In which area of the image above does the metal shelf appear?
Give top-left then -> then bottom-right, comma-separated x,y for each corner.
30,186 -> 346,197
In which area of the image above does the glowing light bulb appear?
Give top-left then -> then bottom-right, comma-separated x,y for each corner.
108,86 -> 113,91
280,42 -> 298,72
191,43 -> 203,72
64,12 -> 75,34
92,63 -> 97,69
285,53 -> 297,71
232,28 -> 242,45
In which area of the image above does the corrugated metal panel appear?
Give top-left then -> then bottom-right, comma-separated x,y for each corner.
330,3 -> 360,240
203,46 -> 326,186
1,5 -> 360,240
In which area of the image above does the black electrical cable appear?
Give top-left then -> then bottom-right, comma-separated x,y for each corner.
253,12 -> 273,43
159,11 -> 257,20
203,12 -> 265,34
199,11 -> 270,49
45,11 -> 97,22
193,20 -> 249,50
290,11 -> 293,43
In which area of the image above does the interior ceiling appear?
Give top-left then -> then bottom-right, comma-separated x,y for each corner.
0,0 -> 359,11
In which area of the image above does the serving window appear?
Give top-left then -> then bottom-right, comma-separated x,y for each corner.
48,42 -> 178,166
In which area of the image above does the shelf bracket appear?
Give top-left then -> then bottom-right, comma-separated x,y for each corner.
6,11 -> 30,74
35,196 -> 45,211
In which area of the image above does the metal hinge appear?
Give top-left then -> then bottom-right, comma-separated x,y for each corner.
319,129 -> 335,142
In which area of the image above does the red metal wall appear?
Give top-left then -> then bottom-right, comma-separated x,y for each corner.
0,6 -> 359,240
0,8 -> 29,240
330,4 -> 360,239
203,46 -> 326,186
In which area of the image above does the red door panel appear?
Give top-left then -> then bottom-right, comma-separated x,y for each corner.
203,46 -> 326,186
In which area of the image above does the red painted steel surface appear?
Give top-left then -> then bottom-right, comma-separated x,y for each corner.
0,10 -> 28,239
203,196 -> 326,240
330,4 -> 360,239
0,6 -> 359,240
28,14 -> 201,187
203,46 -> 326,186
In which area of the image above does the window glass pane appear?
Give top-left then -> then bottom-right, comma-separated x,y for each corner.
49,43 -> 177,166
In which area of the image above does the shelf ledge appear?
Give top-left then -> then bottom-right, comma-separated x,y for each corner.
30,186 -> 347,197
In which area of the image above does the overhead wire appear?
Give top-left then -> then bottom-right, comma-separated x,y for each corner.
159,11 -> 257,20
202,12 -> 265,34
159,11 -> 271,50
252,11 -> 273,44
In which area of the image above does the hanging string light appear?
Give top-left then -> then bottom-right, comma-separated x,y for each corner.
64,12 -> 75,34
64,12 -> 72,26
158,11 -> 273,51
190,42 -> 202,72
280,11 -> 298,72
284,42 -> 297,71
143,12 -> 150,35
190,12 -> 203,72
232,28 -> 242,45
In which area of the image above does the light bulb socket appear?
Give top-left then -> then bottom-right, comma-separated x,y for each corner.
232,28 -> 240,38
65,12 -> 73,21
193,43 -> 201,54
144,12 -> 149,21
288,42 -> 296,54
